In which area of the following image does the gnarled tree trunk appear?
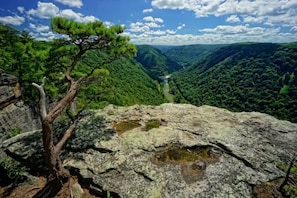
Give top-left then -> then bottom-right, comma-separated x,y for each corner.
32,78 -> 83,198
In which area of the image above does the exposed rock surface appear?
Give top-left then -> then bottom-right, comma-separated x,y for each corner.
2,104 -> 297,198
0,73 -> 21,108
0,73 -> 40,136
0,73 -> 40,172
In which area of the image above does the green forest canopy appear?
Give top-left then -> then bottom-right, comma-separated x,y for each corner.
0,22 -> 166,109
171,43 -> 297,123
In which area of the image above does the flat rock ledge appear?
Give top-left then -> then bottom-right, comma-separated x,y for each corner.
2,104 -> 297,198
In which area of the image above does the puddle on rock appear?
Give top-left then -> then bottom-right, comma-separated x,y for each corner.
153,146 -> 221,183
113,120 -> 141,135
142,119 -> 167,131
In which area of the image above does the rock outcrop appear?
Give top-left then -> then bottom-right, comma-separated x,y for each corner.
0,72 -> 40,177
0,73 -> 40,136
2,104 -> 297,197
0,73 -> 21,108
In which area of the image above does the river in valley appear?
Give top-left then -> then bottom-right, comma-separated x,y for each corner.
160,75 -> 174,103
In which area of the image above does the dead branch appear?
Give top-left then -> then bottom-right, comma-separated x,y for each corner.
32,77 -> 47,119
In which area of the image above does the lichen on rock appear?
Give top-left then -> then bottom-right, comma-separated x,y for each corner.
2,103 -> 297,198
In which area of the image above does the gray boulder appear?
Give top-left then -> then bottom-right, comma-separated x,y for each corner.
2,104 -> 297,197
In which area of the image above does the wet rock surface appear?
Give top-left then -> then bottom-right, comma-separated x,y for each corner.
2,104 -> 297,197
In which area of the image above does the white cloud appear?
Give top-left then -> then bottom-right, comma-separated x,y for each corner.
125,21 -> 294,45
198,24 -> 281,35
146,22 -> 161,28
177,23 -> 185,30
166,29 -> 176,34
29,23 -> 50,32
243,16 -> 264,24
291,26 -> 297,32
104,21 -> 113,27
226,15 -> 240,23
143,16 -> 164,23
27,1 -> 99,23
130,22 -> 150,32
81,16 -> 98,23
17,6 -> 25,13
0,15 -> 25,26
127,27 -> 297,46
56,0 -> 83,8
143,8 -> 153,13
151,0 -> 297,27
155,18 -> 164,23
40,31 -> 56,37
143,16 -> 154,22
27,2 -> 59,19
151,0 -> 185,9
60,9 -> 82,20
129,15 -> 166,34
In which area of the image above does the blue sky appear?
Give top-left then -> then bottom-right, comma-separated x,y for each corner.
0,0 -> 297,45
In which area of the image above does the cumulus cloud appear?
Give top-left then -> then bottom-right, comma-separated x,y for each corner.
291,26 -> 297,32
199,24 -> 280,35
60,9 -> 82,20
226,15 -> 240,23
177,23 -> 185,30
151,0 -> 297,27
143,16 -> 164,23
130,22 -> 150,32
56,0 -> 83,8
243,16 -> 264,24
27,2 -> 59,19
143,8 -> 153,13
151,0 -> 185,9
29,23 -> 50,32
27,1 -> 98,23
127,25 -> 295,46
129,15 -> 166,34
126,20 -> 294,46
17,6 -> 25,13
128,15 -> 175,38
0,15 -> 25,26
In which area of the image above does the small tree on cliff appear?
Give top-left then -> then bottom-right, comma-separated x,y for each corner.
32,17 -> 136,197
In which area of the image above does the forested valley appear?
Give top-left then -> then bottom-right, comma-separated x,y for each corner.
170,43 -> 297,123
0,22 -> 297,122
1,20 -> 297,198
0,23 -> 166,109
1,22 -> 297,124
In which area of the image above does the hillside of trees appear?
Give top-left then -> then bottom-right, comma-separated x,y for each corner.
78,51 -> 166,108
171,43 -> 297,123
135,45 -> 182,80
0,23 -> 166,109
2,22 -> 297,123
164,44 -> 225,67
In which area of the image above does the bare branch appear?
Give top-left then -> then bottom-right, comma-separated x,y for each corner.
65,49 -> 86,82
32,77 -> 47,119
55,121 -> 77,154
55,104 -> 89,153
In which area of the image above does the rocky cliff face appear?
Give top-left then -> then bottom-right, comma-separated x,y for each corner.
0,73 -> 40,135
2,104 -> 297,197
0,73 -> 40,166
0,73 -> 21,108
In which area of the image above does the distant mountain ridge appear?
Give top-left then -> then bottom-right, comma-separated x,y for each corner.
171,42 -> 297,122
164,44 -> 225,67
135,45 -> 183,80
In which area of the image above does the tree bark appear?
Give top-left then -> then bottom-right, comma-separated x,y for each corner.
32,77 -> 83,197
